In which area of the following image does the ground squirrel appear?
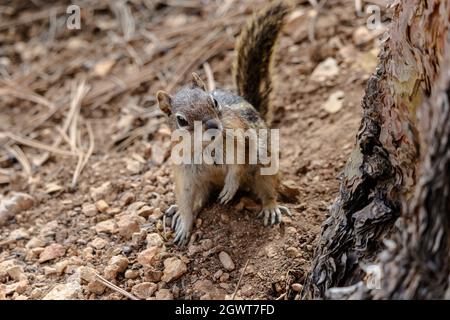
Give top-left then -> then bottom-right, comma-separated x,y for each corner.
156,2 -> 292,245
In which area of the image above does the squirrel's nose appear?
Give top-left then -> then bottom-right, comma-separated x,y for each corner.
205,119 -> 220,130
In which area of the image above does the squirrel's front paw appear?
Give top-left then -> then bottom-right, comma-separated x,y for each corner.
218,181 -> 239,204
170,211 -> 193,246
257,205 -> 292,227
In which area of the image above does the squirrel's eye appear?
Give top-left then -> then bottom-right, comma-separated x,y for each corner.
176,115 -> 189,128
212,98 -> 221,111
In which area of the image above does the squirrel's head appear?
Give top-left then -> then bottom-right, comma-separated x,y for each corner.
156,73 -> 222,133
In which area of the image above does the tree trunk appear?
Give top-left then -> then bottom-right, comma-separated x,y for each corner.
303,0 -> 450,299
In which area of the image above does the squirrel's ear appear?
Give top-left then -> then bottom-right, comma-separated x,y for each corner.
192,73 -> 207,91
156,90 -> 172,115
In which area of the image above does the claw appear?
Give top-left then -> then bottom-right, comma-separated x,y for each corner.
171,212 -> 180,229
218,182 -> 238,205
166,204 -> 178,216
258,205 -> 291,226
279,205 -> 292,216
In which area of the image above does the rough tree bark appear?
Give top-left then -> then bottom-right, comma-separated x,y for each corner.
303,0 -> 450,299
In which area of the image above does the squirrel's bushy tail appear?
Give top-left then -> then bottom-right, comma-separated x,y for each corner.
233,1 -> 290,120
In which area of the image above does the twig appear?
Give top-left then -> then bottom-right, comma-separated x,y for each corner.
5,145 -> 32,178
203,62 -> 215,92
4,133 -> 76,157
94,274 -> 139,300
308,0 -> 328,42
232,259 -> 250,300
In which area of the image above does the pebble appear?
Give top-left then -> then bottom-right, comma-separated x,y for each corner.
104,256 -> 129,279
161,257 -> 187,282
155,288 -> 173,300
144,269 -> 163,282
219,273 -> 230,283
39,244 -> 66,263
82,203 -> 97,217
7,265 -> 26,281
124,269 -> 139,279
8,228 -> 29,241
286,246 -> 302,258
137,205 -> 153,218
291,283 -> 303,292
43,281 -> 81,300
90,182 -> 113,201
137,246 -> 164,266
218,251 -> 235,271
25,237 -> 45,249
54,260 -> 70,275
131,282 -> 157,299
146,233 -> 164,248
193,279 -> 226,300
128,201 -> 146,213
94,219 -> 117,234
90,237 -> 108,250
310,57 -> 340,82
120,192 -> 135,207
117,215 -> 140,239
95,200 -> 109,213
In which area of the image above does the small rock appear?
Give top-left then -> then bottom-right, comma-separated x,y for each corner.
79,266 -> 97,283
90,181 -> 113,201
144,269 -> 163,282
131,282 -> 157,299
95,200 -> 109,213
125,158 -> 142,175
219,273 -> 230,283
87,281 -> 106,295
54,260 -> 70,275
8,228 -> 29,241
39,244 -> 66,263
94,219 -> 117,234
218,251 -> 235,271
131,230 -> 147,247
125,269 -> 139,279
291,283 -> 303,292
161,257 -> 187,283
155,288 -> 173,300
90,237 -> 108,250
40,220 -> 58,237
286,246 -> 302,258
120,192 -> 135,207
104,256 -> 129,279
193,279 -> 226,300
137,246 -> 164,266
43,266 -> 57,275
213,270 -> 223,281
137,205 -> 153,218
7,265 -> 27,281
146,233 -> 164,248
117,215 -> 141,239
82,203 -> 97,217
26,237 -> 45,249
265,245 -> 277,258
3,280 -> 28,295
43,282 -> 81,300
322,90 -> 344,114
0,192 -> 34,226
311,57 -> 339,82
150,207 -> 163,220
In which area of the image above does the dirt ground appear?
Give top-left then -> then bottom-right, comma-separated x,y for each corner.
0,0 -> 384,300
